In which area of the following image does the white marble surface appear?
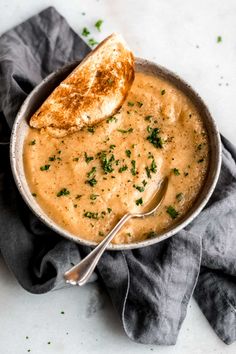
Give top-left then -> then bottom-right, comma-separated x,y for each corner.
0,0 -> 236,353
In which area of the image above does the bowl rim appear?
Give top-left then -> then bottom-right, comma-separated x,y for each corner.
10,57 -> 222,250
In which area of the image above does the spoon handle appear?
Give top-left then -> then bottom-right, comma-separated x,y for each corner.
64,213 -> 131,286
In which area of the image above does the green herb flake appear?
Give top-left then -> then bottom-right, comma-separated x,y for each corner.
76,194 -> 82,199
135,198 -> 143,206
147,127 -> 163,148
109,144 -> 116,150
119,165 -> 128,173
48,342 -> 51,345
133,184 -> 145,192
217,35 -> 222,43
146,231 -> 156,239
87,126 -> 95,134
100,151 -> 115,174
145,115 -> 152,122
84,152 -> 94,163
161,89 -> 166,95
99,231 -> 105,236
95,19 -> 103,32
88,38 -> 98,46
82,27 -> 90,37
145,166 -> 151,179
57,188 -> 70,197
125,149 -> 131,158
131,160 -> 137,176
117,128 -> 133,134
87,166 -> 96,178
128,101 -> 135,106
29,140 -> 36,145
32,193 -> 37,197
198,158 -> 204,163
176,193 -> 183,202
49,155 -> 56,161
184,172 -> 189,177
142,180 -> 147,186
137,101 -> 143,107
84,211 -> 99,220
107,116 -> 118,123
73,157 -> 79,162
90,194 -> 99,200
86,177 -> 97,187
150,159 -> 157,173
172,168 -> 180,176
107,207 -> 112,213
166,205 -> 179,219
40,164 -> 50,171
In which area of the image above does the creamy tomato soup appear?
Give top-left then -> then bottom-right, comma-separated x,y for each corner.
24,72 -> 209,244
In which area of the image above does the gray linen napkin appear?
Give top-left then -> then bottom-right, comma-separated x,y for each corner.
0,7 -> 235,345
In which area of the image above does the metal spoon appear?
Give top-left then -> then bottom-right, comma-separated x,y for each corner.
64,176 -> 168,286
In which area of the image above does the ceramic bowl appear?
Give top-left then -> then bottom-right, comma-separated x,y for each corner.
10,58 -> 222,250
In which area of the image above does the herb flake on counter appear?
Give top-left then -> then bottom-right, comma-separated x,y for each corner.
82,27 -> 90,37
57,188 -> 70,197
172,168 -> 180,176
135,198 -> 143,206
84,211 -> 99,219
61,311 -> 65,315
147,127 -> 163,148
29,140 -> 36,145
95,19 -> 103,32
40,164 -> 50,171
161,89 -> 166,95
117,128 -> 133,134
217,35 -> 222,43
88,38 -> 98,46
166,205 -> 179,219
84,152 -> 94,163
119,165 -> 128,173
131,160 -> 137,176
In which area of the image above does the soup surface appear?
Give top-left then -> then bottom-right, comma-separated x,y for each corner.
24,71 -> 209,244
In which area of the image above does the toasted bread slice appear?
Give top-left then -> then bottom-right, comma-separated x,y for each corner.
29,33 -> 134,137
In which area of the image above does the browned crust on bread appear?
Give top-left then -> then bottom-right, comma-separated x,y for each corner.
30,33 -> 134,137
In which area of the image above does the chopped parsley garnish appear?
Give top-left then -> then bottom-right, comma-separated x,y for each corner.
90,194 -> 99,200
161,89 -> 166,95
146,231 -> 156,239
84,152 -> 94,163
145,115 -> 152,122
95,19 -> 103,32
87,126 -> 95,133
148,152 -> 154,159
135,198 -> 143,206
150,159 -> 157,173
40,164 -> 50,171
137,101 -> 143,107
29,140 -> 36,145
131,160 -> 137,176
87,166 -> 96,178
176,193 -> 183,202
73,157 -> 79,162
109,144 -> 116,150
133,184 -> 144,192
117,128 -> 133,134
82,27 -> 90,37
84,211 -> 99,220
57,188 -> 70,197
142,180 -> 147,186
49,155 -> 56,161
198,158 -> 204,163
217,36 -> 222,43
86,177 -> 97,186
100,151 -> 115,174
166,206 -> 179,219
107,207 -> 112,213
128,101 -> 134,106
125,149 -> 131,158
88,38 -> 98,46
119,165 -> 128,173
172,168 -> 180,176
107,116 -> 118,123
145,166 -> 151,178
147,127 -> 163,148
32,193 -> 37,197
